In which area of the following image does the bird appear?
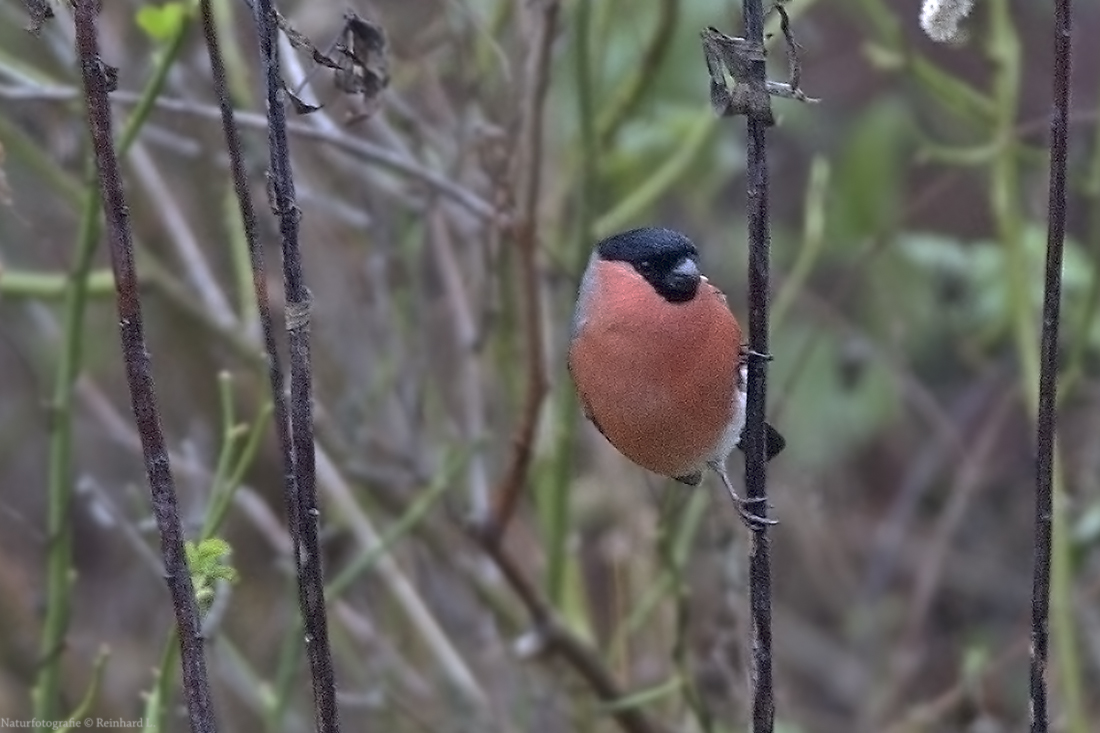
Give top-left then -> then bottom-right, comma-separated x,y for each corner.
567,227 -> 785,529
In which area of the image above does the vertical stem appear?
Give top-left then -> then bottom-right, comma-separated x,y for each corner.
1031,0 -> 1072,731
72,2 -> 217,732
33,17 -> 192,727
486,0 -> 557,541
741,0 -> 775,730
249,1 -> 339,730
543,0 -> 596,608
34,159 -> 97,732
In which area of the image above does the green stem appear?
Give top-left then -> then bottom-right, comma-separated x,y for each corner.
1060,66 -> 1100,399
33,160 -> 100,731
117,20 -> 192,155
57,646 -> 110,733
224,189 -> 260,337
141,632 -> 179,733
594,0 -> 677,144
593,110 -> 715,239
772,156 -> 829,331
0,269 -> 114,298
543,0 -> 597,610
608,491 -> 707,660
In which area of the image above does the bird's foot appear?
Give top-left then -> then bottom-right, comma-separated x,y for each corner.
708,461 -> 778,532
740,347 -> 774,362
731,493 -> 777,532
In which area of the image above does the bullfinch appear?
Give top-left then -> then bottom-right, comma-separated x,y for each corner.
567,227 -> 785,529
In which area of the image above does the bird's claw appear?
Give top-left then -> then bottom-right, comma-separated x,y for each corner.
708,462 -> 777,531
733,495 -> 777,531
740,347 -> 774,362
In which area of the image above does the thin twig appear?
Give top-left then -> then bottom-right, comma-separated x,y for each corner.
197,0 -> 288,554
196,0 -> 310,713
471,526 -> 664,733
72,2 -> 218,732
701,9 -> 815,729
742,0 -> 776,729
248,0 -> 340,730
882,638 -> 1028,733
484,0 -> 557,539
0,84 -> 498,222
1031,0 -> 1072,730
243,5 -> 488,713
741,59 -> 775,733
428,211 -> 491,517
867,383 -> 1013,728
127,143 -> 237,329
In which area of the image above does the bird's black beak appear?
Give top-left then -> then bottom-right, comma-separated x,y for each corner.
663,257 -> 701,302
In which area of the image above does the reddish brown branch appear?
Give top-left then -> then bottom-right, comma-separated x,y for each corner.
484,0 -> 558,541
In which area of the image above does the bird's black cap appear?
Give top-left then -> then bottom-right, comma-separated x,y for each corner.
596,227 -> 698,264
596,227 -> 701,303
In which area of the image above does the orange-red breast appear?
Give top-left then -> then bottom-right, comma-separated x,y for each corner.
567,227 -> 784,527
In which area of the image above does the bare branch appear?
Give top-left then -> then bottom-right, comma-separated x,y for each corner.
1030,0 -> 1072,730
237,0 -> 341,729
471,525 -> 666,733
483,0 -> 557,539
700,0 -> 816,729
72,2 -> 217,732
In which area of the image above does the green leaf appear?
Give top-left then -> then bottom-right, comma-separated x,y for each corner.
136,2 -> 190,43
597,675 -> 683,712
185,537 -> 238,610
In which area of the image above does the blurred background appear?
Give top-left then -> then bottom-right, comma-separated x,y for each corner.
1,0 -> 1099,731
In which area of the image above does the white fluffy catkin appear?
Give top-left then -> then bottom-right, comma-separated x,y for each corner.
920,0 -> 975,43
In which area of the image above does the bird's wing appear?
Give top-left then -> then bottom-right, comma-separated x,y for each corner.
734,344 -> 786,460
735,422 -> 787,461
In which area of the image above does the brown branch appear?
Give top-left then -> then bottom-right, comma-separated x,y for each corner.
72,2 -> 217,732
0,84 -> 497,222
483,0 -> 557,541
470,525 -> 665,733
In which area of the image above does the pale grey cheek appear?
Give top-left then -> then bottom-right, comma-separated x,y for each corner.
570,255 -> 600,339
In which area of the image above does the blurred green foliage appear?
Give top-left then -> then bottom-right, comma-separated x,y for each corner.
0,0 -> 1097,732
